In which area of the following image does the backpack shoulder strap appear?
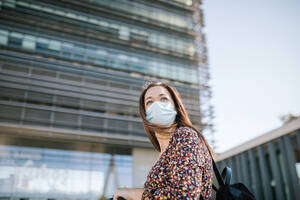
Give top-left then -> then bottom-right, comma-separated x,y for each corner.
204,142 -> 225,188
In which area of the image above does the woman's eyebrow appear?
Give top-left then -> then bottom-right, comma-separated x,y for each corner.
145,93 -> 166,100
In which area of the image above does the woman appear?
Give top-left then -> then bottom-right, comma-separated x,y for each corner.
113,81 -> 215,200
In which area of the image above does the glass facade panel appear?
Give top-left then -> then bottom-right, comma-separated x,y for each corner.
90,0 -> 194,29
0,30 -> 9,45
0,144 -> 132,199
0,28 -> 198,84
22,35 -> 36,50
14,0 -> 195,55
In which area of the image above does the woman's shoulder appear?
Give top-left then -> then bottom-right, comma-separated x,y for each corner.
170,126 -> 212,168
174,126 -> 198,139
173,126 -> 208,153
170,126 -> 200,147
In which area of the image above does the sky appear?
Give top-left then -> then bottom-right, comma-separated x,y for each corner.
202,0 -> 300,153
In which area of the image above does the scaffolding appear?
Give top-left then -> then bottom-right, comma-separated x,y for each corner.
193,0 -> 216,150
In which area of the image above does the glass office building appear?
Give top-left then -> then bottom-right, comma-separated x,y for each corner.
0,0 -> 214,199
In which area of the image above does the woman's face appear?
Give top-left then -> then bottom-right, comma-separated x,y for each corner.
144,86 -> 175,111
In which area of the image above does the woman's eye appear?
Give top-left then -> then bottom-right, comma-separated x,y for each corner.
161,97 -> 168,101
146,101 -> 153,105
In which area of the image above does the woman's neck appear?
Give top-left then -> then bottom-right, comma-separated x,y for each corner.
155,126 -> 176,153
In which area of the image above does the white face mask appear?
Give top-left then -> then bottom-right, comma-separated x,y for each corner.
146,101 -> 177,126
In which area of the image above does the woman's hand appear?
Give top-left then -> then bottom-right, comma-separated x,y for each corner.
113,187 -> 131,200
113,187 -> 145,200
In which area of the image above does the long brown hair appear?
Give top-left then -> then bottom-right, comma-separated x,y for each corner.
139,81 -> 216,160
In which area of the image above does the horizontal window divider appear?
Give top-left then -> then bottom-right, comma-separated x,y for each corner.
0,73 -> 140,105
0,50 -> 201,95
0,122 -> 151,146
0,74 -> 201,113
0,100 -> 142,123
0,50 -> 145,86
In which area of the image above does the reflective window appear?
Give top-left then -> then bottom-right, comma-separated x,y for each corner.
0,28 -> 198,84
90,0 -> 193,29
36,37 -> 50,52
49,40 -> 61,51
8,32 -> 23,48
0,30 -> 9,45
173,0 -> 193,6
14,0 -> 196,55
0,144 -> 132,199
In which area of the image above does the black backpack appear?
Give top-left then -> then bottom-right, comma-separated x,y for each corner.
201,151 -> 256,200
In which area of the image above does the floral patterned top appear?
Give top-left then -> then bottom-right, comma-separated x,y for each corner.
142,126 -> 213,200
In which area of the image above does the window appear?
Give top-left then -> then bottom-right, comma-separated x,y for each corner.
44,7 -> 54,13
178,66 -> 186,82
22,35 -> 36,50
188,44 -> 196,56
78,15 -> 88,22
69,44 -> 84,61
24,108 -> 51,124
53,9 -> 65,16
31,4 -> 42,11
36,38 -> 50,54
0,30 -> 9,45
66,12 -> 78,20
160,64 -> 168,78
49,40 -> 61,51
9,32 -> 23,47
88,18 -> 99,25
61,42 -> 73,58
119,26 -> 130,41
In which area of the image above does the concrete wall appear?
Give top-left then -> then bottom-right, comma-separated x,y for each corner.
132,147 -> 159,187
